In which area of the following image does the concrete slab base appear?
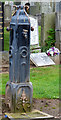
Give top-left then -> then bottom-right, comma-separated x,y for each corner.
5,109 -> 54,120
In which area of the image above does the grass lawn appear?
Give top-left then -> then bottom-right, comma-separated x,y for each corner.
30,65 -> 59,99
0,65 -> 59,99
38,26 -> 41,45
4,27 -> 9,51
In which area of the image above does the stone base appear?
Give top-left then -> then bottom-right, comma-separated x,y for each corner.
5,82 -> 33,113
49,55 -> 60,65
5,109 -> 54,120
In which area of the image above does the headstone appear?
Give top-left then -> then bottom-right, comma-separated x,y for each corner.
55,1 -> 61,13
55,2 -> 59,12
55,13 -> 60,49
10,1 -> 14,11
59,1 -> 61,13
41,13 -> 55,46
0,2 -> 4,51
55,12 -> 61,62
21,1 -> 27,6
30,2 -> 41,16
30,53 -> 55,67
55,2 -> 61,59
30,16 -> 39,46
4,1 -> 12,26
41,2 -> 53,13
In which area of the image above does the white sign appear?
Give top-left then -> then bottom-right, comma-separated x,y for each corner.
30,16 -> 39,45
30,53 -> 55,67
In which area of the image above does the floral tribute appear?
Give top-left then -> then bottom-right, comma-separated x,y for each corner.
46,47 -> 60,56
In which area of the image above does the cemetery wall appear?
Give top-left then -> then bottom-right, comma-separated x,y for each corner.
41,13 -> 55,46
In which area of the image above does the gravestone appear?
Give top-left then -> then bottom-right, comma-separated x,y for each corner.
55,12 -> 60,49
55,12 -> 61,57
55,1 -> 61,13
30,16 -> 41,53
30,16 -> 39,46
4,1 -> 12,26
30,53 -> 55,67
55,1 -> 61,63
9,1 -> 14,11
30,2 -> 41,16
0,2 -> 4,51
41,13 -> 55,46
55,2 -> 61,50
41,2 -> 53,13
55,2 -> 59,12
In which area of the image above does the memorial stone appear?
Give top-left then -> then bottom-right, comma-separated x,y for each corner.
30,16 -> 39,46
41,13 -> 55,46
56,13 -> 61,62
55,1 -> 61,13
30,53 -> 55,67
55,2 -> 59,13
41,2 -> 53,13
4,1 -> 12,26
10,1 -> 14,11
55,12 -> 60,49
59,1 -> 61,13
30,16 -> 41,53
30,2 -> 41,16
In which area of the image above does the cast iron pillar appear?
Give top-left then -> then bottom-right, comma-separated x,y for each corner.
5,5 -> 33,113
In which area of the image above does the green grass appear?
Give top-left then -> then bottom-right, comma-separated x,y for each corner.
0,73 -> 9,95
30,65 -> 59,99
38,26 -> 41,45
4,27 -> 9,51
0,65 -> 59,99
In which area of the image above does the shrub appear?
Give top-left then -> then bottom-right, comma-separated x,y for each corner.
41,28 -> 55,52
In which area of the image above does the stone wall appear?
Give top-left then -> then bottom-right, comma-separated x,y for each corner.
41,13 -> 55,46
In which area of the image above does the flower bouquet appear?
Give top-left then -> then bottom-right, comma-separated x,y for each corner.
46,47 -> 60,56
